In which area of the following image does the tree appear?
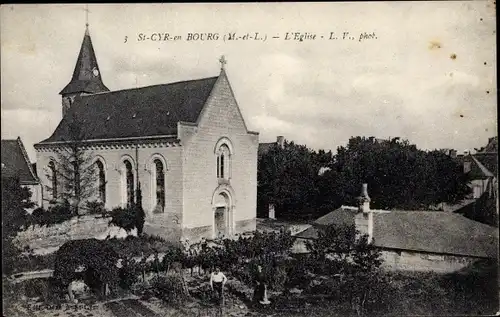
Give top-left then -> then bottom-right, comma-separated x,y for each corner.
44,112 -> 98,215
2,176 -> 33,237
257,136 -> 471,220
2,176 -> 35,274
306,224 -> 386,316
332,137 -> 471,210
257,139 -> 334,219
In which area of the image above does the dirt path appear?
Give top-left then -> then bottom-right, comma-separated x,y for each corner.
105,299 -> 162,317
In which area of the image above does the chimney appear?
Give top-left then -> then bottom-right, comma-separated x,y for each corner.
276,136 -> 285,149
355,183 -> 373,244
268,204 -> 276,220
359,183 -> 371,213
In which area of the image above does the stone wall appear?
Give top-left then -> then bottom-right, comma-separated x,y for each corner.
182,225 -> 213,243
235,218 -> 256,234
381,249 -> 479,273
291,239 -> 480,273
35,142 -> 184,225
35,141 -> 184,244
14,215 -> 111,254
24,184 -> 43,211
291,238 -> 309,254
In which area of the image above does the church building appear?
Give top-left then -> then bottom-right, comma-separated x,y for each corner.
34,25 -> 260,243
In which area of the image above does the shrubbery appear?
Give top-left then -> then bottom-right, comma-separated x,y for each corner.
108,205 -> 145,235
150,275 -> 189,304
85,200 -> 107,217
2,176 -> 35,275
28,203 -> 73,228
53,238 -> 120,299
118,257 -> 140,290
289,224 -> 388,316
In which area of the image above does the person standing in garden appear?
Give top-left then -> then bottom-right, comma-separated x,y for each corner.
210,266 -> 227,305
201,237 -> 208,252
253,265 -> 266,304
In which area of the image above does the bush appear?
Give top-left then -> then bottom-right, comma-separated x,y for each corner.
283,255 -> 313,291
86,200 -> 107,217
2,239 -> 22,275
28,203 -> 73,228
109,205 -> 145,234
53,239 -> 120,298
162,247 -> 183,273
150,275 -> 189,304
118,257 -> 140,290
189,282 -> 213,302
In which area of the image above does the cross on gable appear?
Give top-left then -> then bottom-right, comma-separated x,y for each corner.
219,55 -> 227,70
85,4 -> 89,27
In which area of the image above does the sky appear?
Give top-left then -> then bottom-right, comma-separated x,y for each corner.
1,2 -> 497,161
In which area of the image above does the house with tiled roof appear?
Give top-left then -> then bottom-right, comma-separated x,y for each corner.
293,184 -> 498,272
457,137 -> 498,199
450,137 -> 498,226
34,25 -> 259,243
1,137 -> 42,209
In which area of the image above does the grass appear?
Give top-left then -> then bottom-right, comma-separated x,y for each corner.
374,262 -> 498,316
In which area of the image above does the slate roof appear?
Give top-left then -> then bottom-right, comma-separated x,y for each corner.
471,156 -> 494,178
1,138 -> 39,184
471,136 -> 498,177
40,76 -> 219,143
314,206 -> 358,227
295,206 -> 498,259
372,211 -> 497,258
474,153 -> 498,177
480,136 -> 498,153
296,206 -> 358,239
60,27 -> 109,95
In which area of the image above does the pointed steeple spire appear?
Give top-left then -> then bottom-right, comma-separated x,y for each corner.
59,24 -> 109,96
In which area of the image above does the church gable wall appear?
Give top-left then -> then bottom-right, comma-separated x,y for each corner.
180,73 -> 259,241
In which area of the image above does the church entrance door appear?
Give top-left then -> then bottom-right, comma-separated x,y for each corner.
214,207 -> 226,239
213,191 -> 232,239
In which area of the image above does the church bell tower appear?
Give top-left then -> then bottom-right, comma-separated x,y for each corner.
59,24 -> 109,117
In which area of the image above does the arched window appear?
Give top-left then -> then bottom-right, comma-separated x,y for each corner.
154,159 -> 165,212
124,160 -> 134,207
216,144 -> 231,180
96,160 -> 106,203
49,161 -> 57,199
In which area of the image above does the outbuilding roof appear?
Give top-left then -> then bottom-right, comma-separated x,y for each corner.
295,206 -> 498,258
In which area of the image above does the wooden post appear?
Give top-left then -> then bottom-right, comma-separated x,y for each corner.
67,283 -> 75,303
141,252 -> 146,283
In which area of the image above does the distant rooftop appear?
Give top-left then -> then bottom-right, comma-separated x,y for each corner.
296,205 -> 498,259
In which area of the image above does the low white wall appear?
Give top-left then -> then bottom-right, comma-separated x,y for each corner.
380,250 -> 479,273
292,238 -> 310,254
14,215 -> 111,254
292,239 -> 480,273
